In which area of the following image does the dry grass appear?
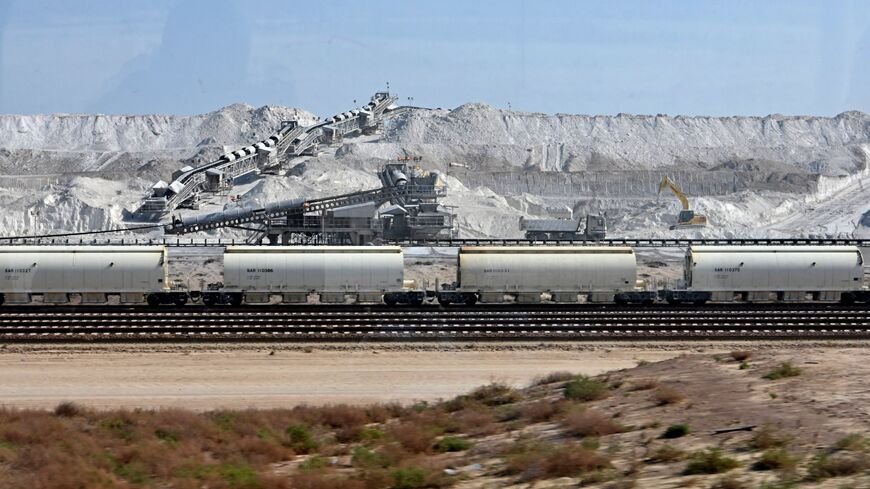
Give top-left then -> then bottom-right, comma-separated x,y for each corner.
627,378 -> 659,391
652,385 -> 686,405
749,425 -> 792,450
520,399 -> 563,422
806,452 -> 870,481
683,447 -> 740,475
647,444 -> 686,463
751,448 -> 799,471
709,474 -> 749,489
530,371 -> 575,386
386,419 -> 437,454
563,409 -> 623,437
503,441 -> 611,482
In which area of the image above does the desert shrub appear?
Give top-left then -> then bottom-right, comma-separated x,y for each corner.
286,424 -> 318,453
114,460 -> 150,484
647,444 -> 685,463
662,424 -> 690,439
504,441 -> 610,481
359,427 -> 385,443
54,401 -> 83,418
564,375 -> 609,401
299,455 -> 327,471
290,472 -> 365,489
763,362 -> 802,380
521,399 -> 562,422
495,405 -> 522,422
806,452 -> 870,480
545,447 -> 611,479
709,474 -> 749,489
563,410 -> 623,437
317,404 -> 370,429
531,371 -> 575,386
750,425 -> 791,450
387,421 -> 436,453
683,448 -> 740,475
752,448 -> 799,471
833,433 -> 869,452
351,446 -> 391,469
452,408 -> 498,436
177,462 -> 262,489
628,378 -> 659,391
730,351 -> 752,362
100,417 -> 135,441
434,436 -> 472,452
652,386 -> 686,405
467,382 -> 523,406
390,466 -> 427,489
739,361 -> 750,370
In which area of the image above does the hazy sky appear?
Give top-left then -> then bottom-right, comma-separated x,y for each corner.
0,0 -> 868,117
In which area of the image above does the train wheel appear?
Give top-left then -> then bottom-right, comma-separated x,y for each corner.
174,295 -> 188,306
666,298 -> 682,305
693,299 -> 708,305
383,296 -> 398,306
437,297 -> 452,306
409,296 -> 425,306
230,295 -> 244,306
463,295 -> 477,306
202,296 -> 216,307
840,293 -> 855,305
146,294 -> 161,307
0,294 -> 5,306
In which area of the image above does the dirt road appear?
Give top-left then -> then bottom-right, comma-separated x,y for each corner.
0,343 -> 696,410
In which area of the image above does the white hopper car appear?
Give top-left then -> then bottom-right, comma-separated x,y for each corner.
662,246 -> 866,304
435,246 -> 654,305
0,246 -> 187,305
203,245 -> 425,306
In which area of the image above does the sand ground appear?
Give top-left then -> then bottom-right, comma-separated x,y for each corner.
0,343 -> 703,410
1,342 -> 863,411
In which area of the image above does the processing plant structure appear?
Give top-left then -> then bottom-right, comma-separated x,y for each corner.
137,92 -> 454,245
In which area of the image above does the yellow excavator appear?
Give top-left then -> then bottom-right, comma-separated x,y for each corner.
657,176 -> 708,230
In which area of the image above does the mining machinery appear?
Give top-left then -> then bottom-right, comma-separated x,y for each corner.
657,176 -> 708,230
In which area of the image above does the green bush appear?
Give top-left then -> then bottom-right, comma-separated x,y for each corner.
683,447 -> 739,475
359,427 -> 385,442
390,466 -> 427,489
299,455 -> 327,471
435,436 -> 472,452
763,362 -> 802,380
352,446 -> 390,469
285,424 -> 318,453
661,424 -> 690,439
564,375 -> 608,401
834,433 -> 869,452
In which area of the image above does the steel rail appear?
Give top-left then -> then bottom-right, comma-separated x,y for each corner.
1,304 -> 869,342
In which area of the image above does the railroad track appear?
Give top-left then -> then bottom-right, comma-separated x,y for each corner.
1,304 -> 869,342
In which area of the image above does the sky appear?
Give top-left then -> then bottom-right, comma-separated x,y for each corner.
0,0 -> 868,117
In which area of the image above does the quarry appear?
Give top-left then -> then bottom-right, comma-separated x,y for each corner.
0,95 -> 868,243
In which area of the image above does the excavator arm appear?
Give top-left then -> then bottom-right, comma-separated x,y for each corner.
658,176 -> 690,210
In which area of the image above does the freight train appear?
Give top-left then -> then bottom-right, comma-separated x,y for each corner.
0,245 -> 867,306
